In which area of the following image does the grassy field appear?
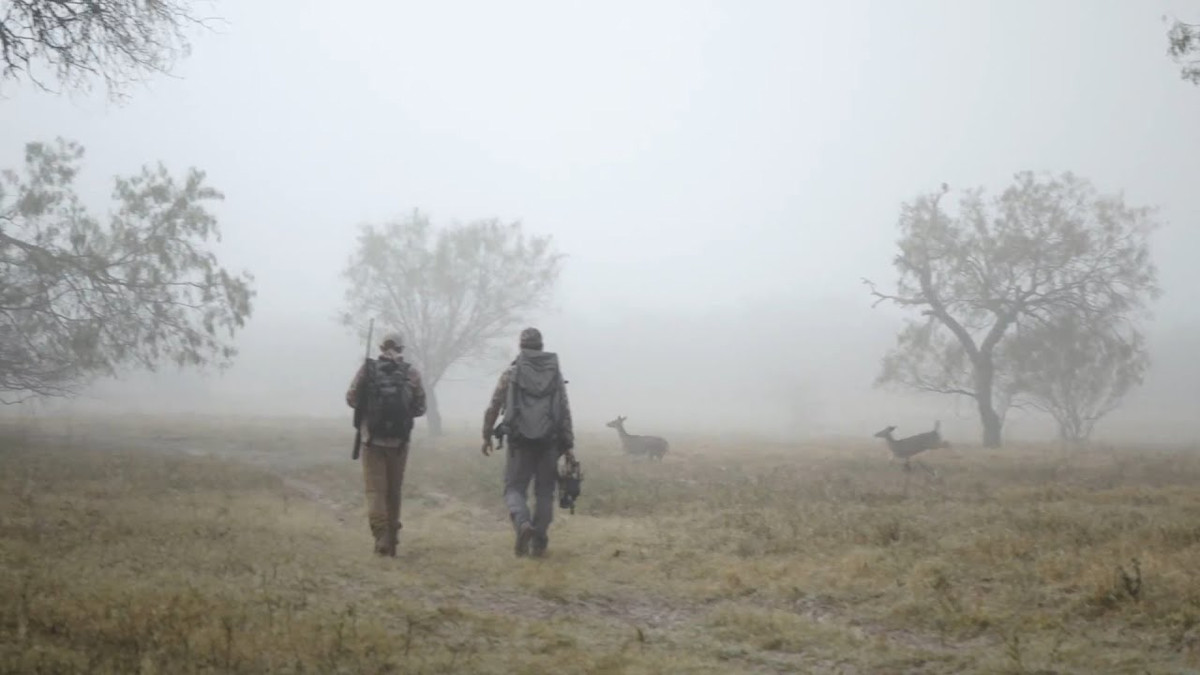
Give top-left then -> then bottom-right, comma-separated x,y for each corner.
2,415 -> 1200,673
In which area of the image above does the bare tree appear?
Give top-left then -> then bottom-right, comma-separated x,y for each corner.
866,173 -> 1159,448
1008,313 -> 1149,443
340,210 -> 563,436
874,313 -> 1023,431
0,138 -> 255,403
1167,16 -> 1200,85
0,0 -> 217,99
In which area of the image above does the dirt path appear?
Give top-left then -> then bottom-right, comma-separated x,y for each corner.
276,472 -> 705,626
268,461 -> 996,675
24,427 -> 990,673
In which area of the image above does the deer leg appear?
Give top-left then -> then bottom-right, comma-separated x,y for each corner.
915,459 -> 937,478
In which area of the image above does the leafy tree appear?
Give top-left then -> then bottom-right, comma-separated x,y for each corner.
340,210 -> 563,436
0,0 -> 214,99
0,138 -> 255,403
1007,312 -> 1149,443
1167,17 -> 1200,85
866,173 -> 1159,447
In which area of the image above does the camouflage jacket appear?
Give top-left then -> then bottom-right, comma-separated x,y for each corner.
482,353 -> 574,450
346,349 -> 427,448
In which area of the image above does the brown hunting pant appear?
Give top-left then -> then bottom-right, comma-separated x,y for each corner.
361,442 -> 410,555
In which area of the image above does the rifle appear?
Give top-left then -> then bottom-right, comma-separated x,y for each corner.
351,319 -> 375,460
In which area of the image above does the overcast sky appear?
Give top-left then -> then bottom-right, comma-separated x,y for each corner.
4,0 -> 1198,440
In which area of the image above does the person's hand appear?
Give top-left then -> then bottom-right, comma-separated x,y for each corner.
481,437 -> 494,457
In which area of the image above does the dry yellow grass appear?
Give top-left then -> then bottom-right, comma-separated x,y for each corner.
2,415 -> 1200,673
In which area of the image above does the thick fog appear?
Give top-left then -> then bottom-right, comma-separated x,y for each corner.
4,1 -> 1199,443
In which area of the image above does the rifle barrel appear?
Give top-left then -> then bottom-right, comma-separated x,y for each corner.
351,318 -> 376,460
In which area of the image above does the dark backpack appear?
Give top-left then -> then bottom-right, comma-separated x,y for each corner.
365,358 -> 414,441
502,350 -> 567,445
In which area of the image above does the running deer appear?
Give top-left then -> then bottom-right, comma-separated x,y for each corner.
873,421 -> 950,474
606,416 -> 669,461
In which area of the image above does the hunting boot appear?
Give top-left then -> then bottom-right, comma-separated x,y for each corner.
371,522 -> 396,556
382,524 -> 400,557
514,521 -> 535,557
530,533 -> 548,558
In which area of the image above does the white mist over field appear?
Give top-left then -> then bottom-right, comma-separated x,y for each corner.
4,0 -> 1199,445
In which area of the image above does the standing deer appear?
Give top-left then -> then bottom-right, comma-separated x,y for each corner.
873,421 -> 950,475
606,416 -> 669,461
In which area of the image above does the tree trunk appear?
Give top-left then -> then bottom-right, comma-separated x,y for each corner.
425,385 -> 443,437
979,404 -> 1003,448
973,358 -> 1004,448
1055,413 -> 1089,445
